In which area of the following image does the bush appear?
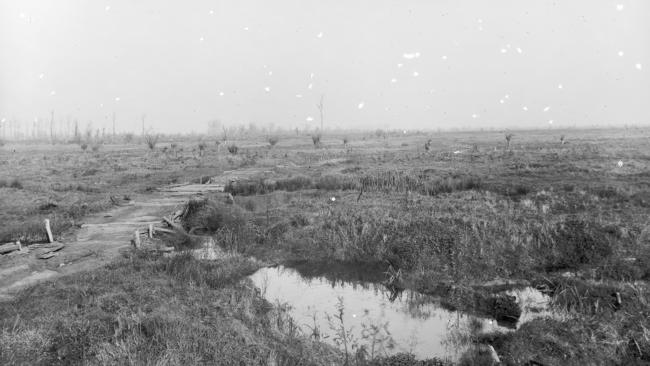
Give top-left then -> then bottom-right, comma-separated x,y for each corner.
268,136 -> 279,147
315,175 -> 357,191
225,178 -> 274,196
80,143 -> 88,151
275,175 -> 312,191
311,134 -> 321,148
144,134 -> 159,150
181,199 -> 251,233
227,144 -> 238,154
545,218 -> 614,270
9,179 -> 23,189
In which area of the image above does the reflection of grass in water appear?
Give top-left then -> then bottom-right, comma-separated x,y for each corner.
326,297 -> 356,365
442,315 -> 485,357
323,296 -> 401,364
359,311 -> 395,360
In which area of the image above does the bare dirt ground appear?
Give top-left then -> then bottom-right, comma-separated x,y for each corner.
0,181 -> 231,300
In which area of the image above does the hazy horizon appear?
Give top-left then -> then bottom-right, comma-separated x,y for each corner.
1,1 -> 649,135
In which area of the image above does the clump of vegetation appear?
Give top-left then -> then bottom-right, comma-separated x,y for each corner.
424,139 -> 432,151
343,137 -> 349,146
312,134 -> 321,148
0,178 -> 23,189
227,144 -> 238,154
0,252 -> 339,365
315,175 -> 358,191
275,175 -> 313,191
181,198 -> 251,233
505,133 -> 514,150
198,141 -> 207,156
80,142 -> 88,151
144,133 -> 159,150
268,136 -> 280,147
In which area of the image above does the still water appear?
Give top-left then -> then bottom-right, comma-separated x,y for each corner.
249,265 -> 550,360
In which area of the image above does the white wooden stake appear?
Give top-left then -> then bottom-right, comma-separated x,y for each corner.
133,230 -> 141,248
44,219 -> 54,243
148,224 -> 154,238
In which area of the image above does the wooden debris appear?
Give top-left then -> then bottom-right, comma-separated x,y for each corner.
0,243 -> 21,255
44,219 -> 54,243
162,216 -> 186,234
37,252 -> 58,260
35,243 -> 64,260
148,224 -> 154,238
133,230 -> 141,248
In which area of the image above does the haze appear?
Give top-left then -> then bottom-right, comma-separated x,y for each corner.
1,0 -> 649,135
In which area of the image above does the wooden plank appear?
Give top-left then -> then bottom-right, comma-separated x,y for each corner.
0,243 -> 20,255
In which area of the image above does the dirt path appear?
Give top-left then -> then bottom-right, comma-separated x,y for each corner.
0,169 -> 261,301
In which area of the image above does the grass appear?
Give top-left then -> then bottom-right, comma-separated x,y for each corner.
1,128 -> 650,364
0,251 -> 340,365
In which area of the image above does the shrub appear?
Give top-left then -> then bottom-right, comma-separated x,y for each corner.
505,183 -> 532,197
546,218 -> 614,270
123,133 -> 134,143
181,199 -> 251,233
225,178 -> 275,196
342,137 -> 349,146
80,143 -> 88,151
144,134 -> 159,150
227,144 -> 238,154
315,175 -> 357,191
311,134 -> 321,148
9,179 -> 23,189
268,136 -> 279,147
275,175 -> 312,191
237,198 -> 257,212
91,143 -> 101,152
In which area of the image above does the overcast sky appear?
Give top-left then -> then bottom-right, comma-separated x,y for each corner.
1,0 -> 649,134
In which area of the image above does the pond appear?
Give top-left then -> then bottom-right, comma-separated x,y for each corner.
249,264 -> 553,360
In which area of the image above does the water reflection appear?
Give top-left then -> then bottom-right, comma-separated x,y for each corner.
249,265 -> 506,360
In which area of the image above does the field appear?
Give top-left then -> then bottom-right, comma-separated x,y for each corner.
1,127 -> 649,365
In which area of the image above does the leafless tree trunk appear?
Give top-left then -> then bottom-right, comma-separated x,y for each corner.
50,110 -> 54,143
317,94 -> 324,132
112,112 -> 116,141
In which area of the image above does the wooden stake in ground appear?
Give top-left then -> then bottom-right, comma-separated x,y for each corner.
44,219 -> 54,243
148,224 -> 154,238
133,230 -> 141,248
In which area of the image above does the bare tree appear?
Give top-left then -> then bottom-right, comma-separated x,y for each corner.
144,132 -> 159,150
112,112 -> 116,141
317,94 -> 324,132
50,110 -> 54,144
505,133 -> 513,150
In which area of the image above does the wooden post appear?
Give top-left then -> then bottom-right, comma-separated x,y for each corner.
44,219 -> 54,243
148,224 -> 154,238
133,230 -> 141,248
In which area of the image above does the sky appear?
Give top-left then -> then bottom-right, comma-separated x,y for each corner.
1,0 -> 649,135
